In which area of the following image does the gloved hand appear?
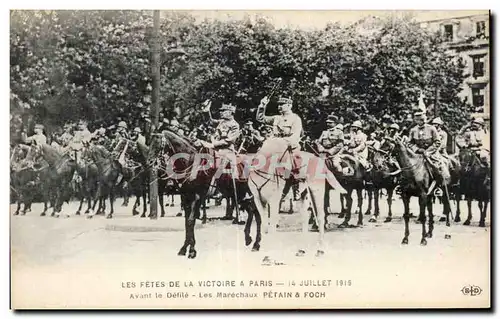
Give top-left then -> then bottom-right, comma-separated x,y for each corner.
260,96 -> 270,107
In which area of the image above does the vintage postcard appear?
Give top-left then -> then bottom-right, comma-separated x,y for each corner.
10,9 -> 491,309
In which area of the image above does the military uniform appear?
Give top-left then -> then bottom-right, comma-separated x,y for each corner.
346,121 -> 369,169
317,124 -> 344,156
459,117 -> 490,166
25,124 -> 47,145
260,97 -> 302,150
431,118 -> 448,156
212,116 -> 240,151
408,113 -> 450,182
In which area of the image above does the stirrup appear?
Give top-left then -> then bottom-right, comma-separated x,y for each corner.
433,187 -> 443,197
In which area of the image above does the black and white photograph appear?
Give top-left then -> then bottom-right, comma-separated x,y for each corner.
9,9 -> 491,309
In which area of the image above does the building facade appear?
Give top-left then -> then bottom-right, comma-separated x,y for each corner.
419,13 -> 490,127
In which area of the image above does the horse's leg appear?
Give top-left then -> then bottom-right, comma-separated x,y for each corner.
339,189 -> 353,227
426,194 -> 434,238
463,196 -> 472,226
142,191 -> 148,218
253,203 -> 262,252
365,188 -> 372,216
178,198 -> 191,256
356,188 -> 363,226
170,194 -> 175,207
454,187 -> 461,222
187,194 -> 202,259
443,188 -> 452,227
106,188 -> 114,219
339,194 -> 346,218
14,200 -> 21,216
369,188 -> 378,223
133,193 -> 140,216
418,195 -> 427,246
244,201 -> 254,246
159,190 -> 166,218
76,197 -> 84,215
401,193 -> 410,245
384,187 -> 394,223
308,184 -> 325,257
479,200 -> 488,227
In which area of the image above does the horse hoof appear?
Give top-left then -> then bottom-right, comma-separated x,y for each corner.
140,214 -> 146,218
160,214 -> 165,218
13,212 -> 19,216
221,216 -> 233,221
86,215 -> 93,219
176,213 -> 182,217
454,216 -> 461,223
357,221 -> 363,226
425,232 -> 433,238
21,212 -> 26,216
132,210 -> 139,216
463,220 -> 471,226
245,236 -> 253,246
479,222 -> 486,228
384,217 -> 392,223
75,211 -> 80,216
232,219 -> 238,225
84,210 -> 90,214
439,216 -> 446,222
50,213 -> 56,217
364,211 -> 371,216
446,221 -> 450,227
315,250 -> 325,257
106,215 -> 112,219
368,217 -> 377,223
338,223 -> 348,229
444,234 -> 451,239
401,238 -> 408,245
178,249 -> 187,256
296,249 -> 306,257
420,239 -> 427,246
251,244 -> 260,252
188,250 -> 197,259
40,212 -> 46,217
338,213 -> 345,219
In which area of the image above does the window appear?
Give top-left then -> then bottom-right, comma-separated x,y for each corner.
472,88 -> 485,113
444,24 -> 454,41
476,21 -> 486,38
472,55 -> 485,78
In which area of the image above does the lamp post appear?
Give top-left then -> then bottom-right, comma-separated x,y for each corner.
149,10 -> 187,219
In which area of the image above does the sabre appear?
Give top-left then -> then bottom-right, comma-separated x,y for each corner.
256,78 -> 283,122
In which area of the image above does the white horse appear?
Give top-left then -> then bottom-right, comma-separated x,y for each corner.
246,137 -> 346,257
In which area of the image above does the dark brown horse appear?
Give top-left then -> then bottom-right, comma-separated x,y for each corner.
391,137 -> 453,245
455,148 -> 490,227
28,144 -> 77,217
85,144 -> 122,219
365,143 -> 399,223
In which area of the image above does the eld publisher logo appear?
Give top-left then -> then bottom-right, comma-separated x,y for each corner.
461,285 -> 482,296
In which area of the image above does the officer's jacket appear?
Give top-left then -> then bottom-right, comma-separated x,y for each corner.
318,128 -> 343,149
262,112 -> 302,147
408,124 -> 440,154
26,134 -> 47,145
348,131 -> 368,153
212,118 -> 240,146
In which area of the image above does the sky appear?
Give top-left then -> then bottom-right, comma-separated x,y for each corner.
167,10 -> 489,29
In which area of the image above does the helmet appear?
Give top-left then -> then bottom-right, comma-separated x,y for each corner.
473,117 -> 484,125
326,114 -> 337,123
432,117 -> 444,126
133,127 -> 142,133
118,121 -> 127,129
351,120 -> 363,129
389,123 -> 400,130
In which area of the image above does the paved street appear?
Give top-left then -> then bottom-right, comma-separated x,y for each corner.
11,194 -> 490,308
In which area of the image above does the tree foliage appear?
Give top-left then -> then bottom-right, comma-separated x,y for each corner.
10,10 -> 472,138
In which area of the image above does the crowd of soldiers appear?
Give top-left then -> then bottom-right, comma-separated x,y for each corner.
13,93 -> 490,202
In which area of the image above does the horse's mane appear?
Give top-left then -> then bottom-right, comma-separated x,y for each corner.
161,129 -> 197,154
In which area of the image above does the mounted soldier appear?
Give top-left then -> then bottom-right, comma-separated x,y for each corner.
198,100 -> 240,154
256,95 -> 303,201
58,123 -> 74,147
23,123 -> 47,146
431,117 -> 449,157
345,120 -> 371,171
239,120 -> 265,153
457,117 -> 490,167
316,115 -> 344,172
111,121 -> 131,166
407,111 -> 449,194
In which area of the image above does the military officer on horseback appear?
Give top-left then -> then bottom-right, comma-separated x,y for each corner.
198,100 -> 241,153
24,124 -> 47,146
431,117 -> 448,156
408,111 -> 450,193
316,115 -> 344,172
458,117 -> 490,167
257,96 -> 303,150
345,120 -> 371,171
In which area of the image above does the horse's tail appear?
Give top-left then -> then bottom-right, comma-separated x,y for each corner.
325,168 -> 347,194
